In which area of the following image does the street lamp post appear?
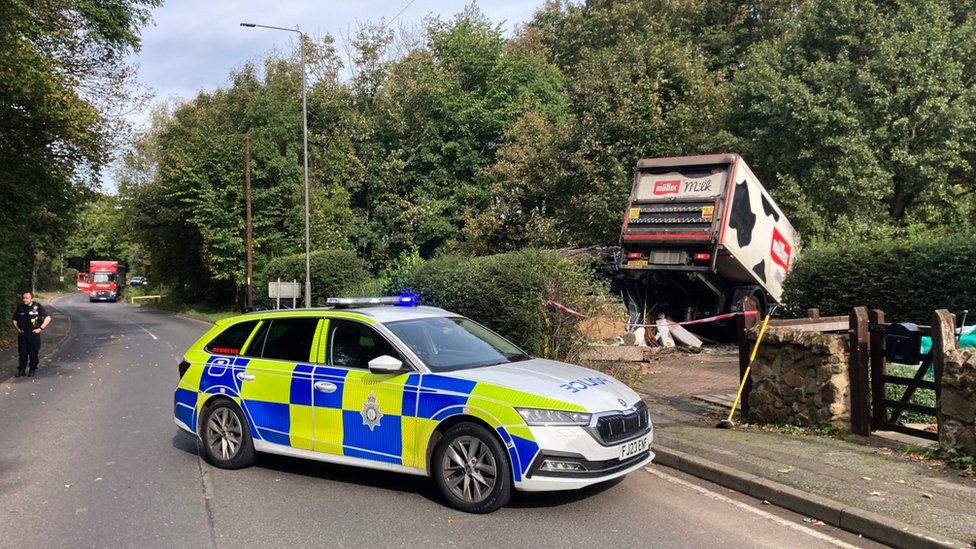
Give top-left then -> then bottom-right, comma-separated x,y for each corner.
240,22 -> 312,308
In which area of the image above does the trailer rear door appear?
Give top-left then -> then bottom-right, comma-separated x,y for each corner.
622,164 -> 729,246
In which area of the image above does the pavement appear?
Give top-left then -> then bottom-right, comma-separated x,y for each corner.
625,347 -> 976,548
0,292 -> 876,548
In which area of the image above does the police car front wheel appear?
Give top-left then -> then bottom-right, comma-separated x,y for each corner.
433,423 -> 512,513
200,400 -> 255,469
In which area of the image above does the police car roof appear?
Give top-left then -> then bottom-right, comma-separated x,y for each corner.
239,305 -> 454,323
346,305 -> 453,323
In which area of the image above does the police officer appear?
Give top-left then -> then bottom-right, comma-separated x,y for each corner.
11,292 -> 51,377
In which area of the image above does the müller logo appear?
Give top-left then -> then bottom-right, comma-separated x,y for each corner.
770,228 -> 792,270
653,180 -> 680,195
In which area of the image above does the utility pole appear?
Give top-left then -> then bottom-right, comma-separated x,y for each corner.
245,133 -> 254,310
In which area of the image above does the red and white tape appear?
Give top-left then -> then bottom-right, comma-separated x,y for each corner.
546,300 -> 757,328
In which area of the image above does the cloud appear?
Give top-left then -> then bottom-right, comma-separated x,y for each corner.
104,1 -> 542,191
128,0 -> 542,127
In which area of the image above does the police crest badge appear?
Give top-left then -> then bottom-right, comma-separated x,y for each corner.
361,392 -> 383,431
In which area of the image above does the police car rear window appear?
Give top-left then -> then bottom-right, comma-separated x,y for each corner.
260,318 -> 319,362
206,321 -> 258,356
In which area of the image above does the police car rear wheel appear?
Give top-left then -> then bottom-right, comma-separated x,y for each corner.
201,401 -> 254,469
433,423 -> 511,513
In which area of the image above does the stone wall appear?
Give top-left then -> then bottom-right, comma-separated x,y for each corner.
747,327 -> 851,429
939,349 -> 976,454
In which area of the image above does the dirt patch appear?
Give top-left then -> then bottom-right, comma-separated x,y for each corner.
638,345 -> 739,397
582,344 -> 740,399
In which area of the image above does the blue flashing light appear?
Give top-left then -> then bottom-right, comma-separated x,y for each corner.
396,293 -> 419,306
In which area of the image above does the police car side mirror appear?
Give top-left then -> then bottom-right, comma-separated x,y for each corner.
368,355 -> 403,374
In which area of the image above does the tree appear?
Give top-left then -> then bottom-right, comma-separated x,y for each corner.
525,1 -> 736,245
0,0 -> 157,316
729,0 -> 976,238
65,195 -> 137,262
364,8 -> 569,257
462,112 -> 567,253
120,47 -> 359,303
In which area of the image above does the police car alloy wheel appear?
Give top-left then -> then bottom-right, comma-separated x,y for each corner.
200,400 -> 255,469
433,423 -> 512,514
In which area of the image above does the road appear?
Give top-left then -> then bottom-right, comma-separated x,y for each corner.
0,293 -> 879,548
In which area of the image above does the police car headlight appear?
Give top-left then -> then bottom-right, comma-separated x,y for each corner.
515,408 -> 591,426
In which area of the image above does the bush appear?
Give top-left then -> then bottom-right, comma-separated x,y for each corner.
260,250 -> 370,306
782,236 -> 976,323
393,249 -> 607,360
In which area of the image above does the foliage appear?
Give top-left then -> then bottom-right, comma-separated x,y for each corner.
729,0 -> 976,238
781,236 -> 976,322
0,0 -> 156,331
65,194 -> 142,267
78,0 -> 976,314
525,0 -> 738,244
361,8 -> 569,258
902,444 -> 975,472
259,250 -> 369,307
392,249 -> 606,360
141,295 -> 240,323
380,247 -> 424,295
884,364 -> 937,426
749,423 -> 843,438
119,51 -> 357,303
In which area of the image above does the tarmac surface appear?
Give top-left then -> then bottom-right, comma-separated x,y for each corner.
0,293 -> 877,548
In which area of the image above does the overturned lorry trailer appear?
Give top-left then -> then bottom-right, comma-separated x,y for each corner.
618,154 -> 799,333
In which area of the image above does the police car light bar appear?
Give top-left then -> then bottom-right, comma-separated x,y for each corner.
326,294 -> 419,308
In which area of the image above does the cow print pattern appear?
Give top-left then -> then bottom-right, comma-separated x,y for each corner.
728,181 -> 756,248
752,259 -> 766,283
729,178 -> 787,287
761,193 -> 780,221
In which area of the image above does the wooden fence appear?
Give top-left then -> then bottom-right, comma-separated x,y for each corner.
736,305 -> 955,438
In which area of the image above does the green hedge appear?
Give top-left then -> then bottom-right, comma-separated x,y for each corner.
782,236 -> 976,323
393,249 -> 606,360
260,250 -> 369,307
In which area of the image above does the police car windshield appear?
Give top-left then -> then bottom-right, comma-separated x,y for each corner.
384,316 -> 530,372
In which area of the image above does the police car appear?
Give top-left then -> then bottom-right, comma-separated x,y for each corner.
173,296 -> 653,513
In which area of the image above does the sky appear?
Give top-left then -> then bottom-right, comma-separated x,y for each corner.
128,0 -> 544,128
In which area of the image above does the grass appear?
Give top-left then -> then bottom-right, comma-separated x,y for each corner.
902,444 -> 976,475
138,294 -> 239,324
745,423 -> 844,439
884,363 -> 937,425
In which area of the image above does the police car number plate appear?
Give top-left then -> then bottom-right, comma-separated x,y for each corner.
619,434 -> 649,460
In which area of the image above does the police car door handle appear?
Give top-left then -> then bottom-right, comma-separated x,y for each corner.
236,372 -> 256,382
314,381 -> 337,393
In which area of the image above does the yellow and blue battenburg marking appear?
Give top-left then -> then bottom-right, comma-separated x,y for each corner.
175,355 -> 585,482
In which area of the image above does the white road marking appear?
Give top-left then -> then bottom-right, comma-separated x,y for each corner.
643,466 -> 860,549
112,312 -> 159,340
129,321 -> 158,340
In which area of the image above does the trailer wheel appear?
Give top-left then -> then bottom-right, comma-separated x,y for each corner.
751,289 -> 767,317
731,285 -> 767,327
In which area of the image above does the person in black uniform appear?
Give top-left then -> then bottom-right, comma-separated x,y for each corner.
11,292 -> 51,377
